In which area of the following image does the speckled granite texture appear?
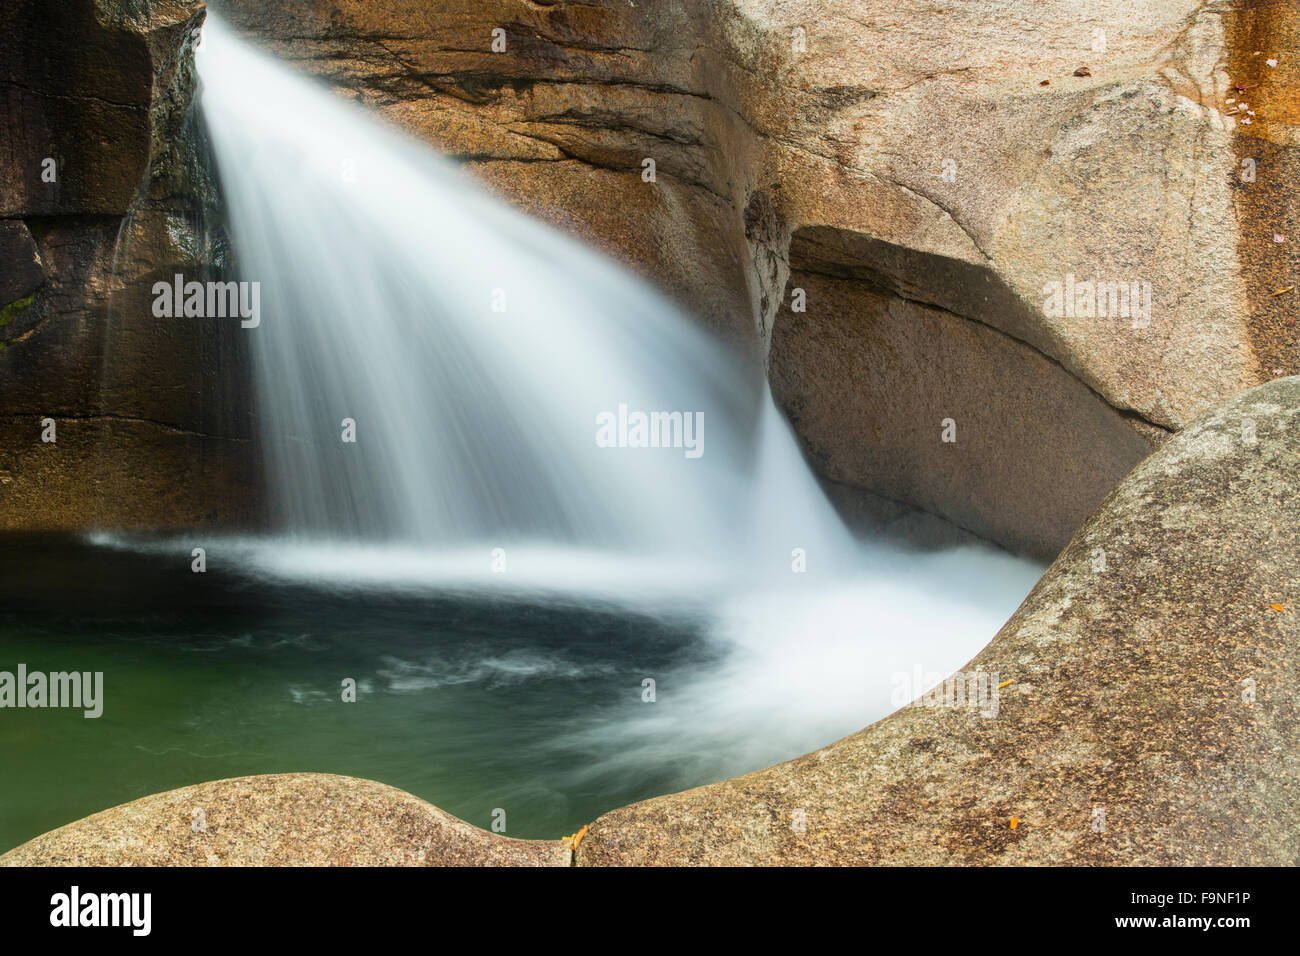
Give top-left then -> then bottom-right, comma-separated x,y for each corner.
0,773 -> 570,866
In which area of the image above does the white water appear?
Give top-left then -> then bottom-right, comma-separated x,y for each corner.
197,16 -> 847,571
194,17 -> 1043,779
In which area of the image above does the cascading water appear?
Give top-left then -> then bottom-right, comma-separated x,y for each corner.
182,16 -> 1044,807
197,15 -> 850,575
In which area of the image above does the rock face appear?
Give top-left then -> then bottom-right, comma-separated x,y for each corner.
0,0 -> 259,531
769,231 -> 1155,558
575,376 -> 1300,865
1,2 -> 1292,550
207,0 -> 1296,558
0,773 -> 570,866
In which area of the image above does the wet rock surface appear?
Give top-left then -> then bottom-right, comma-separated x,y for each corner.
1,0 -> 259,532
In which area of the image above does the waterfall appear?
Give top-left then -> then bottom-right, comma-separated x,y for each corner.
196,15 -> 852,575
192,17 -> 1043,769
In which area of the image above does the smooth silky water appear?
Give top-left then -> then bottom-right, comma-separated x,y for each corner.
0,18 -> 1044,852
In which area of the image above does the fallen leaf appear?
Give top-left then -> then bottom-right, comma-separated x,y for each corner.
1269,603 -> 1285,612
1009,817 -> 1019,829
1271,286 -> 1295,296
1073,67 -> 1091,77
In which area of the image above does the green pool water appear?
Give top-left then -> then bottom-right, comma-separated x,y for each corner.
0,534 -> 726,852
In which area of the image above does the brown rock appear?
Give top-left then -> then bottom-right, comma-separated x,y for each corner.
0,773 -> 570,866
769,245 -> 1155,560
0,0 -> 262,532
